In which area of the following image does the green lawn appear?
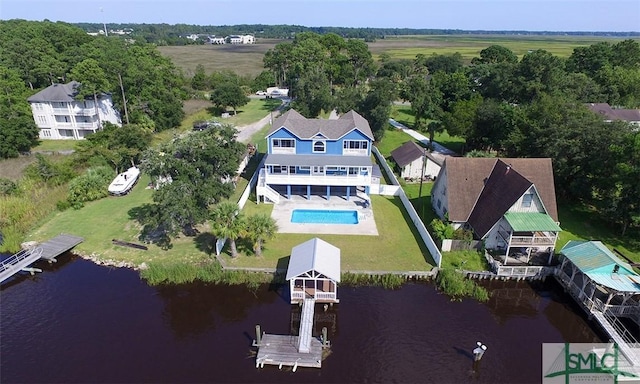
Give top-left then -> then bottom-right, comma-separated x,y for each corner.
32,140 -> 78,152
221,195 -> 435,271
390,105 -> 466,153
556,200 -> 640,263
27,174 -> 215,266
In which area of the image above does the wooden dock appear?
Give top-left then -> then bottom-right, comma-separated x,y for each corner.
254,299 -> 327,370
0,234 -> 84,283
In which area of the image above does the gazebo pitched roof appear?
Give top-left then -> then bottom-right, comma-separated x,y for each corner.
560,241 -> 640,293
285,238 -> 341,282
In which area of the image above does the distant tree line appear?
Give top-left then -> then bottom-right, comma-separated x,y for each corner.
72,23 -> 640,45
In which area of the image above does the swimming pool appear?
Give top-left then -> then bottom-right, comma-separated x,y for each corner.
290,209 -> 359,224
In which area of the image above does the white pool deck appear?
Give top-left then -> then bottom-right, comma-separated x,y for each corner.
270,195 -> 379,236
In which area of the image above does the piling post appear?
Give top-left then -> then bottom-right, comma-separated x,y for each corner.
322,327 -> 328,347
255,324 -> 261,345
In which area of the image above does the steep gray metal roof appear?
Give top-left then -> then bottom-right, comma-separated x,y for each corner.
268,109 -> 374,141
264,154 -> 372,167
27,81 -> 81,102
286,238 -> 341,282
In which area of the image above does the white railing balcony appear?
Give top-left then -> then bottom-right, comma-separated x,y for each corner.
72,108 -> 97,116
291,291 -> 304,300
342,149 -> 368,156
510,235 -> 557,246
264,172 -> 371,186
315,292 -> 336,301
52,108 -> 70,114
271,147 -> 296,154
75,122 -> 98,129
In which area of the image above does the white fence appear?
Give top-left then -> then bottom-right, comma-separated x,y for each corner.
372,147 -> 442,267
216,155 -> 266,256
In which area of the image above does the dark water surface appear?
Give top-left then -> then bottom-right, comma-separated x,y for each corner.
1,253 -> 604,383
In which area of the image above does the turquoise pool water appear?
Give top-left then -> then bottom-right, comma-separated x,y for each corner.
290,209 -> 359,224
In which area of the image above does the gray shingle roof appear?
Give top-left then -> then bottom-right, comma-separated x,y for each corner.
268,109 -> 374,140
391,141 -> 424,168
27,81 -> 81,102
586,103 -> 640,122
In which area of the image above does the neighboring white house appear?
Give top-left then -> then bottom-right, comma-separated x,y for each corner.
28,81 -> 121,140
431,157 -> 561,258
208,36 -> 226,44
390,141 -> 444,180
228,34 -> 255,44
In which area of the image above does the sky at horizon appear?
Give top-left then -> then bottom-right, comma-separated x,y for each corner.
0,0 -> 638,32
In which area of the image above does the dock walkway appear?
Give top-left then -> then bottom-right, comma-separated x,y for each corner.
0,234 -> 83,283
255,299 -> 325,370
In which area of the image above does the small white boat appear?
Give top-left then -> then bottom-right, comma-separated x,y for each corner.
108,167 -> 141,196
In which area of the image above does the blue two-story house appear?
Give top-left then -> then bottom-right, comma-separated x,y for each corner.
257,109 -> 375,203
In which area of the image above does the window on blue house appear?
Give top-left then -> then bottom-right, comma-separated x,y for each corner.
343,140 -> 368,150
522,193 -> 533,208
313,140 -> 325,153
273,139 -> 295,148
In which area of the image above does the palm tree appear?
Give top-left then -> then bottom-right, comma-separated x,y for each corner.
245,213 -> 278,257
210,201 -> 244,258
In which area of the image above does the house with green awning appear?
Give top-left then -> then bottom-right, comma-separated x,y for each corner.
431,157 -> 561,263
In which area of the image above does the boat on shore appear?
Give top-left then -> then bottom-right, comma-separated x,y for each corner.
108,167 -> 140,196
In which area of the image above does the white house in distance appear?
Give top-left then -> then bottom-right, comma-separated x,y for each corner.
28,81 -> 121,140
208,36 -> 226,44
286,237 -> 341,304
228,34 -> 255,44
390,141 -> 444,180
431,157 -> 561,260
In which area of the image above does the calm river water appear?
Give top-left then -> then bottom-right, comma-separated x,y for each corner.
1,252 -> 604,383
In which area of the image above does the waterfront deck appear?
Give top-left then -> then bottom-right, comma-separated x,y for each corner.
0,234 -> 84,283
254,299 -> 326,370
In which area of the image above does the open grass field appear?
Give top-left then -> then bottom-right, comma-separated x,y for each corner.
158,35 -> 636,76
368,35 -> 635,62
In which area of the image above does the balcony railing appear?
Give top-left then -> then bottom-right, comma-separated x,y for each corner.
342,149 -> 368,156
498,230 -> 557,246
264,172 -> 371,186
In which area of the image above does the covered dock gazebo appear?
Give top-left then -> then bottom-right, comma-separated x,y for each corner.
559,240 -> 640,325
286,238 -> 341,304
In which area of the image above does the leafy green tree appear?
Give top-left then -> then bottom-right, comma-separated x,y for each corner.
69,58 -> 112,127
74,123 -> 152,173
245,213 -> 278,257
441,95 -> 483,141
566,42 -> 612,76
427,121 -> 444,151
610,39 -> 640,68
471,45 -> 518,65
210,201 -> 245,258
291,70 -> 333,117
0,66 -> 39,158
431,70 -> 473,112
424,53 -> 463,74
402,74 -> 442,132
252,70 -> 276,92
191,64 -> 209,90
210,82 -> 249,115
514,49 -> 565,102
139,126 -> 245,239
357,78 -> 395,141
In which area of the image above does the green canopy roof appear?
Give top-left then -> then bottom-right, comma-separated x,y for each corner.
504,212 -> 562,232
